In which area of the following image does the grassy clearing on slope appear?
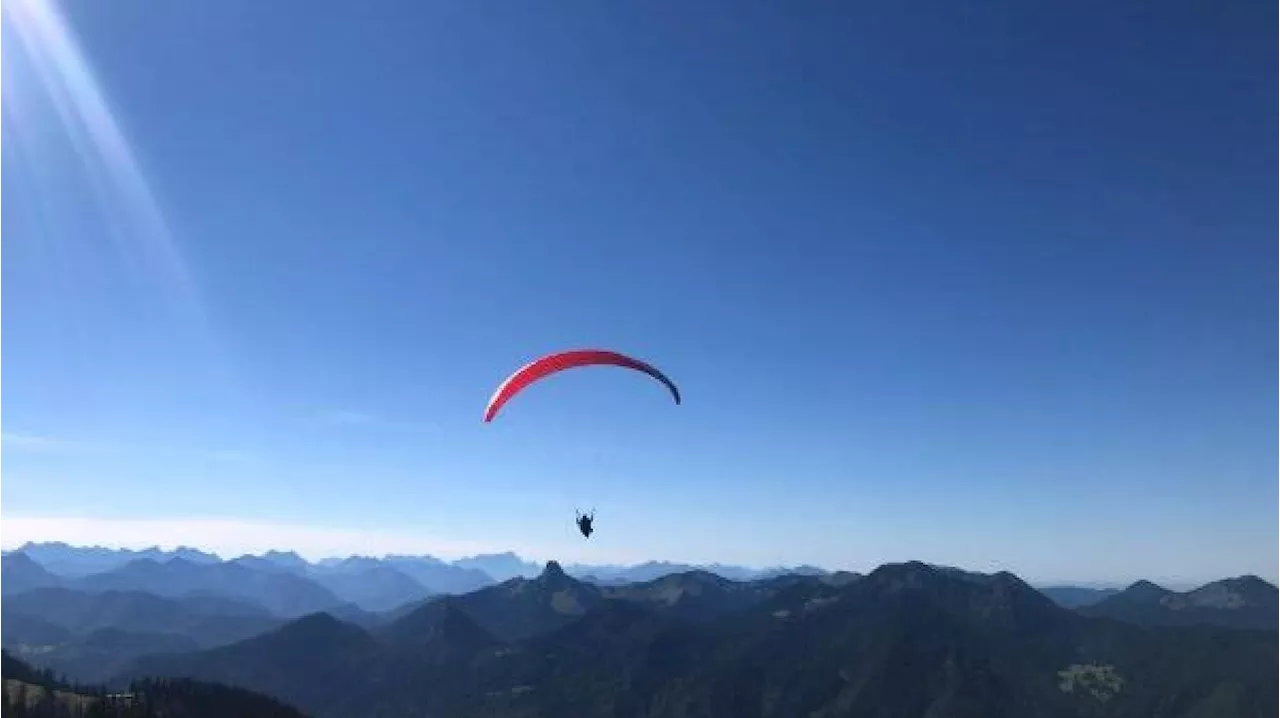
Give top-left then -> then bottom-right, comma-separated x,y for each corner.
1058,664 -> 1124,702
4,678 -> 108,712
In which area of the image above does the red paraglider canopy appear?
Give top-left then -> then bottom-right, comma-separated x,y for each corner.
483,349 -> 681,422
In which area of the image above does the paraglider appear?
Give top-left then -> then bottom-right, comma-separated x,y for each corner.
483,349 -> 680,422
484,348 -> 679,539
575,509 -> 595,538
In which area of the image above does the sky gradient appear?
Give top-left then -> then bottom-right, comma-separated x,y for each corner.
2,0 -> 1275,585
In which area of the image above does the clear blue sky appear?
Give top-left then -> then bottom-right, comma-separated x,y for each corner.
2,0 -> 1274,584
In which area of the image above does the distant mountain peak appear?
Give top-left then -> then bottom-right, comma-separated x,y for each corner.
172,545 -> 220,558
865,560 -> 941,587
532,561 -> 581,593
1038,585 -> 1119,608
1176,575 -> 1278,610
1128,579 -> 1166,590
859,561 -> 1059,624
383,596 -> 497,654
384,553 -> 445,566
18,540 -> 74,550
1,550 -> 63,596
262,550 -> 307,564
672,569 -> 732,586
335,556 -> 383,571
0,550 -> 58,573
1220,575 -> 1276,592
289,612 -> 350,630
454,552 -> 542,581
4,550 -> 40,565
1085,579 -> 1172,607
1082,576 -> 1277,630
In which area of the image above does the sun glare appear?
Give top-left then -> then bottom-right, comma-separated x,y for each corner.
2,0 -> 201,309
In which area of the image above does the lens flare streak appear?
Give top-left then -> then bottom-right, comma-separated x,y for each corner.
2,0 -> 200,306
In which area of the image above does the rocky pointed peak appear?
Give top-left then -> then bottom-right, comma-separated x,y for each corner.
510,560 -> 578,592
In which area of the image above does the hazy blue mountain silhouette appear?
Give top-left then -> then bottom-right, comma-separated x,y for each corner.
382,555 -> 495,594
3,586 -> 278,643
73,557 -> 346,617
453,552 -> 543,581
308,560 -> 434,612
1038,585 -> 1120,608
13,541 -> 220,577
568,560 -> 832,585
1,552 -> 63,595
259,550 -> 311,573
16,542 -> 853,596
2,613 -> 72,645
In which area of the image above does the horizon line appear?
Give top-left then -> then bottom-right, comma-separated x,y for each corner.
2,537 -> 835,574
6,538 -> 1270,591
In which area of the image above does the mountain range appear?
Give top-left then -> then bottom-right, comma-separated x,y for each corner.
3,544 -> 1275,717
117,561 -> 1278,718
5,542 -> 842,589
2,549 -> 863,687
10,542 -> 221,577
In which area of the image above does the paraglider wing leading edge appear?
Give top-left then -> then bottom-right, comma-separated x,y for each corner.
483,349 -> 681,422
